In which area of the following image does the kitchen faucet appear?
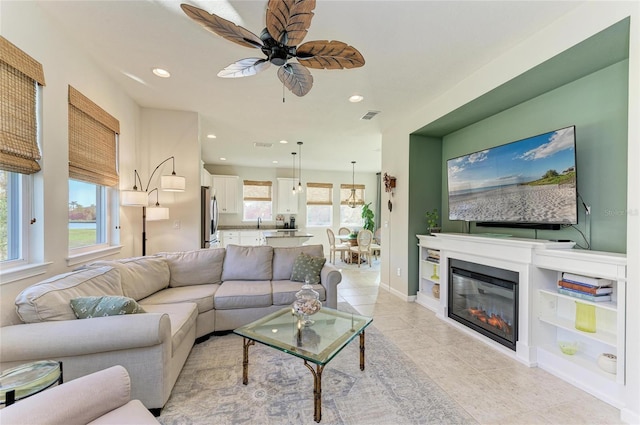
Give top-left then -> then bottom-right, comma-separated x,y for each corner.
257,217 -> 262,229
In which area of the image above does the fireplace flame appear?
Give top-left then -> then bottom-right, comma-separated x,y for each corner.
467,307 -> 512,335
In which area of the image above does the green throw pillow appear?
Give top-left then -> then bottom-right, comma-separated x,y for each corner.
290,252 -> 326,284
70,296 -> 146,319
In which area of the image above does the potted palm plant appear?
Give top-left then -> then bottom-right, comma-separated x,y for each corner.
425,208 -> 441,235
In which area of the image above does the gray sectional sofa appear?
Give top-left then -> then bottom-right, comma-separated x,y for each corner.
0,244 -> 341,413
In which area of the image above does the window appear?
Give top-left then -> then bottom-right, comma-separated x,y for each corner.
69,179 -> 106,249
0,171 -> 24,262
68,86 -> 119,253
243,180 -> 272,221
0,36 -> 45,268
306,183 -> 332,227
340,184 -> 365,227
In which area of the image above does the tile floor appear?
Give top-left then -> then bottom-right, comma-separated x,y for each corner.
333,259 -> 625,425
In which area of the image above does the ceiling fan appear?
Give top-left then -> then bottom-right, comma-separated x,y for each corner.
180,0 -> 365,97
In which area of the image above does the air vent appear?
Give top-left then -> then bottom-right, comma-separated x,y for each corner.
360,110 -> 380,120
253,142 -> 273,148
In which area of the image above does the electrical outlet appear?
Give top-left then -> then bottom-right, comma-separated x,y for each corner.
396,267 -> 401,277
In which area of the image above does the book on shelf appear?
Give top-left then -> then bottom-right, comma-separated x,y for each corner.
562,272 -> 613,288
426,249 -> 440,259
558,280 -> 613,295
427,256 -> 440,263
557,287 -> 612,302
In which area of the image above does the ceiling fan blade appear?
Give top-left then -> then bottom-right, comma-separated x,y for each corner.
277,63 -> 313,97
217,58 -> 271,78
297,40 -> 365,69
266,0 -> 315,47
180,4 -> 263,49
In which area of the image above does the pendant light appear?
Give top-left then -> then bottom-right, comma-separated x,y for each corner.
297,141 -> 303,193
291,151 -> 297,195
348,160 -> 358,208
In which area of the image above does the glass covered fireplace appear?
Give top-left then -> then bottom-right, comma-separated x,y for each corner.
448,259 -> 519,351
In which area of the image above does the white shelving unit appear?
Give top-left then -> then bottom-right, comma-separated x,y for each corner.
533,249 -> 627,399
416,235 -> 442,313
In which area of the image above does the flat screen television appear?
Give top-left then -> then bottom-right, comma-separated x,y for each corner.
447,125 -> 578,229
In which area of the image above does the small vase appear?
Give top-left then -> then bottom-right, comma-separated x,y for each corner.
432,283 -> 440,299
575,301 -> 596,333
293,280 -> 322,326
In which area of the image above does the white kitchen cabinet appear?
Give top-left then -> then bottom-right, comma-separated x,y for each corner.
277,178 -> 299,214
240,231 -> 264,246
201,165 -> 212,187
212,175 -> 239,214
220,230 -> 263,247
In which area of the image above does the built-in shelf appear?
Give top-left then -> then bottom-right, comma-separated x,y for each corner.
414,233 -> 627,409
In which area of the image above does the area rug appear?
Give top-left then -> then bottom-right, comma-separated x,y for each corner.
159,305 -> 475,425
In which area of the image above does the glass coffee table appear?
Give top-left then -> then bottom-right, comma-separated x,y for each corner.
234,307 -> 372,423
0,360 -> 62,406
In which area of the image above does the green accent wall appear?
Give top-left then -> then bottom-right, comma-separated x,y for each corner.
441,60 -> 628,253
408,135 -> 442,295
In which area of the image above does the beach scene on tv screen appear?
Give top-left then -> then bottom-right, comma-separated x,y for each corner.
447,126 -> 578,224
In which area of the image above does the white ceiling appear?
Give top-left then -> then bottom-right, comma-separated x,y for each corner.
37,0 -> 581,173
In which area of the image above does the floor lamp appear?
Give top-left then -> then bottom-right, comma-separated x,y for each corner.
121,156 -> 186,256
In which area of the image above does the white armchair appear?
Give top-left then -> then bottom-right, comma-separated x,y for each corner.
0,365 -> 159,425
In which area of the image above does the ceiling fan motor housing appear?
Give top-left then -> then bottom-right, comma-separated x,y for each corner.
260,28 -> 295,66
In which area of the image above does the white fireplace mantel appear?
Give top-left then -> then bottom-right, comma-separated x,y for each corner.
415,232 -> 628,411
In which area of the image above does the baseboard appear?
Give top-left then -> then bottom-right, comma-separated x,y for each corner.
621,407 -> 640,425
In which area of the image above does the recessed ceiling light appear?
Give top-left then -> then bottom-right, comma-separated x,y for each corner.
152,68 -> 171,78
272,160 -> 278,164
219,157 -> 226,161
279,140 -> 288,144
207,134 -> 217,139
349,95 -> 364,103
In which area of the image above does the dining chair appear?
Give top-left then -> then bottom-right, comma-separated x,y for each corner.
326,228 -> 350,264
370,228 -> 381,260
350,229 -> 374,267
338,227 -> 351,236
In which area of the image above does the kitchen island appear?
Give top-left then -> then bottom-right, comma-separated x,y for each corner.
262,230 -> 314,247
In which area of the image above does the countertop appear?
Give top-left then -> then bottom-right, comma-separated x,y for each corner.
261,231 -> 313,238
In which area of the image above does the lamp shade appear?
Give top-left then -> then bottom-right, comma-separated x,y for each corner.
161,174 -> 186,191
146,206 -> 170,221
121,190 -> 148,206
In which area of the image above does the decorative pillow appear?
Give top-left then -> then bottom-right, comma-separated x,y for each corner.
70,296 -> 146,319
272,245 -> 324,281
290,252 -> 326,284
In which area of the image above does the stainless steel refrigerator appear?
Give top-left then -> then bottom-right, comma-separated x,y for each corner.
201,186 -> 219,248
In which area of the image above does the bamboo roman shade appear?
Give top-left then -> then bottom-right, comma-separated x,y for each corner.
306,183 -> 333,205
0,36 -> 45,175
68,86 -> 120,187
243,180 -> 272,201
340,184 -> 365,205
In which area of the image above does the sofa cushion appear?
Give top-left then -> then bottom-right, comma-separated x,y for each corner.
214,280 -> 272,310
139,284 -> 219,314
272,245 -> 324,281
70,296 -> 146,319
89,257 -> 169,301
272,280 -> 326,306
15,266 -> 123,323
290,252 -> 327,284
142,303 -> 198,354
221,245 -> 273,281
157,248 -> 225,287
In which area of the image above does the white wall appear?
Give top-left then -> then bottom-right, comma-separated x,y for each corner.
381,2 -> 639,421
0,2 -> 202,325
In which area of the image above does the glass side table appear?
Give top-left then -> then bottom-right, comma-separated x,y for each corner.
0,360 -> 63,406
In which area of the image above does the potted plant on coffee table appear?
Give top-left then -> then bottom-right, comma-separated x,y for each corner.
426,208 -> 441,235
